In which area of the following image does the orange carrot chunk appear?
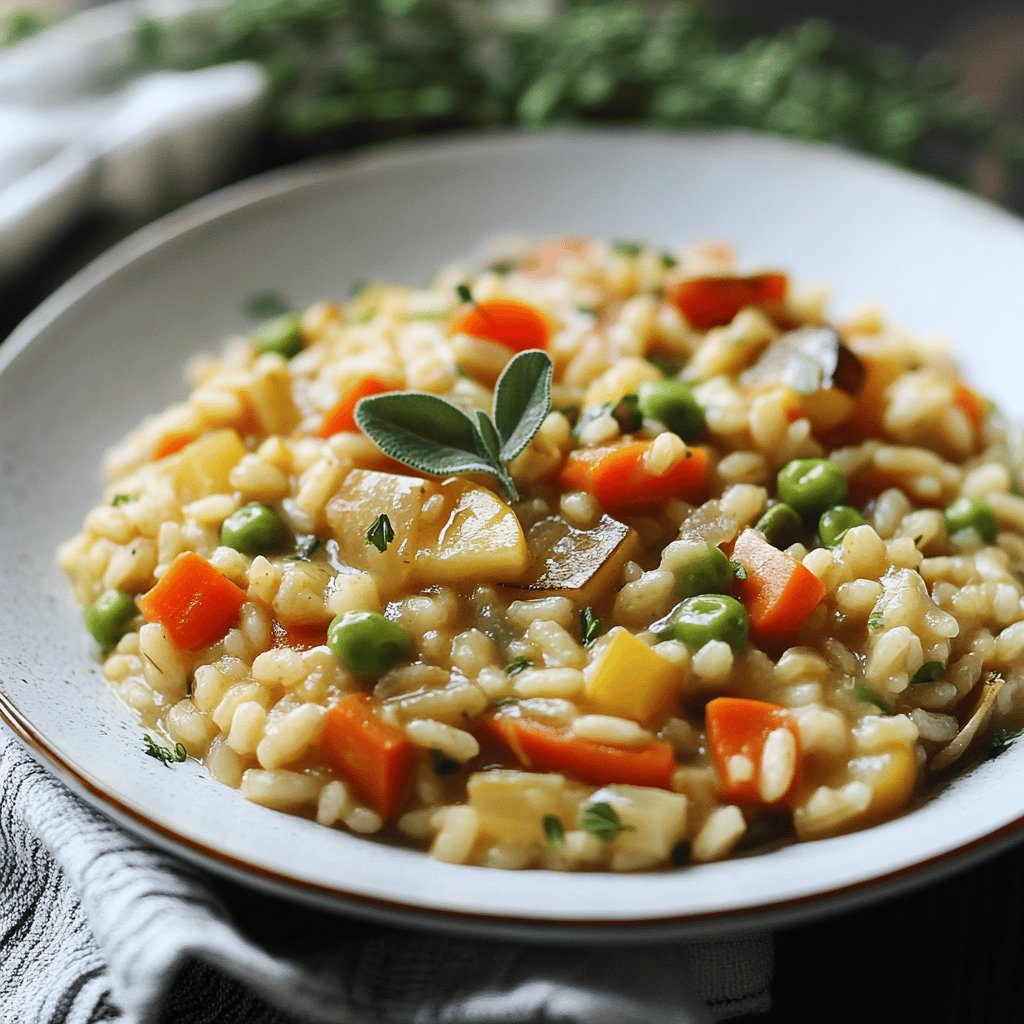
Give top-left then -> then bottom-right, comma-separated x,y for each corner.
705,697 -> 801,805
558,440 -> 710,511
318,376 -> 396,438
271,620 -> 329,651
152,432 -> 197,460
669,273 -> 788,331
321,693 -> 416,821
731,528 -> 825,641
953,381 -> 987,434
451,299 -> 550,352
137,551 -> 247,651
483,714 -> 676,790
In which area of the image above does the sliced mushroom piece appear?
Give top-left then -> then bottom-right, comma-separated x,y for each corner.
741,326 -> 866,431
502,514 -> 640,606
929,671 -> 1005,775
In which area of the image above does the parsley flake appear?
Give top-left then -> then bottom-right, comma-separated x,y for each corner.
989,726 -> 1024,758
492,695 -> 519,708
853,679 -> 891,714
505,656 -> 531,676
430,748 -> 461,776
911,661 -> 944,685
365,513 -> 395,553
543,814 -> 565,848
580,607 -> 604,646
111,493 -> 134,507
143,734 -> 187,767
659,252 -> 679,269
579,801 -> 634,843
455,282 -> 474,305
730,560 -> 748,581
867,610 -> 885,630
611,241 -> 643,257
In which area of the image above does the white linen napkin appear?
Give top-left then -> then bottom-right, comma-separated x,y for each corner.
0,0 -> 266,277
0,728 -> 772,1023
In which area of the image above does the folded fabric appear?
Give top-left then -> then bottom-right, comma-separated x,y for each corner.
0,0 -> 266,278
0,727 -> 771,1023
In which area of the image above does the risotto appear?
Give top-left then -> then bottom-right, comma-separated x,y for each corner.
59,236 -> 1024,871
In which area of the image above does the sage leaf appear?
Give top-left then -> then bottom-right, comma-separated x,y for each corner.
493,350 -> 553,464
473,410 -> 518,501
355,393 -> 495,478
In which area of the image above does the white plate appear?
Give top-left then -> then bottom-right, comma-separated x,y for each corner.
5,128 -> 1024,940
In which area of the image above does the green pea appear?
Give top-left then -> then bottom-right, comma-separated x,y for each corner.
220,503 -> 291,554
777,458 -> 848,520
253,313 -> 304,359
85,589 -> 137,652
676,543 -> 734,598
755,502 -> 803,548
328,610 -> 412,675
944,496 -> 998,543
636,379 -> 705,441
818,505 -> 866,547
651,594 -> 749,652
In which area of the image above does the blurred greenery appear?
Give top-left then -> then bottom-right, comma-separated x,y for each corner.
4,0 -> 1023,187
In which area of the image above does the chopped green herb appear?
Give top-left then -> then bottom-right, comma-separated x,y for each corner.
853,679 -> 891,714
580,606 -> 604,646
143,734 -> 187,767
430,748 -> 461,776
659,252 -> 679,269
867,610 -> 885,630
492,695 -> 519,708
289,536 -> 321,561
611,241 -> 643,257
356,350 -> 553,502
455,282 -> 474,305
111,493 -> 134,507
245,290 -> 291,319
504,656 -> 531,676
364,512 -> 395,553
730,560 -> 748,581
543,814 -> 565,848
989,725 -> 1024,758
579,801 -> 634,843
911,661 -> 944,685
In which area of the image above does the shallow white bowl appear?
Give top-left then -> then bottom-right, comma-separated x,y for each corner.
4,129 -> 1024,940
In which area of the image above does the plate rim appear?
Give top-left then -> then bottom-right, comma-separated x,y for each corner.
6,125 -> 1024,939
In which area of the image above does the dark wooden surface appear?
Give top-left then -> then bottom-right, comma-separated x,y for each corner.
5,4 -> 1024,1021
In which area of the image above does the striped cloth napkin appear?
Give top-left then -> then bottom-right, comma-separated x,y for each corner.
0,727 -> 772,1024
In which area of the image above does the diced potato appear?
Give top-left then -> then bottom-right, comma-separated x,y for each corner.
585,629 -> 680,726
173,429 -> 246,502
505,514 -> 640,607
245,363 -> 299,435
587,784 -> 688,869
327,469 -> 528,589
274,561 -> 335,626
468,770 -> 581,844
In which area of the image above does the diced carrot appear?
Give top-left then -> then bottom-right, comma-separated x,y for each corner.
137,551 -> 247,651
318,376 -> 396,438
705,697 -> 800,805
953,381 -> 987,433
271,620 -> 328,651
558,440 -> 710,511
731,528 -> 825,641
152,432 -> 197,460
320,693 -> 416,821
451,299 -> 550,352
669,273 -> 788,331
483,714 -> 676,790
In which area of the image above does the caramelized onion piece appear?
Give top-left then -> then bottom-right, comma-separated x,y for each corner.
930,671 -> 1005,775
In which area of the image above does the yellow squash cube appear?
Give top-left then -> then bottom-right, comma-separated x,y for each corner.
585,629 -> 680,726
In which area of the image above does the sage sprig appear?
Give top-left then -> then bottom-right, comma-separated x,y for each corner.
355,350 -> 553,502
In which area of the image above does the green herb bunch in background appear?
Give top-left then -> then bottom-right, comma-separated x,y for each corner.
4,0 -> 1022,189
